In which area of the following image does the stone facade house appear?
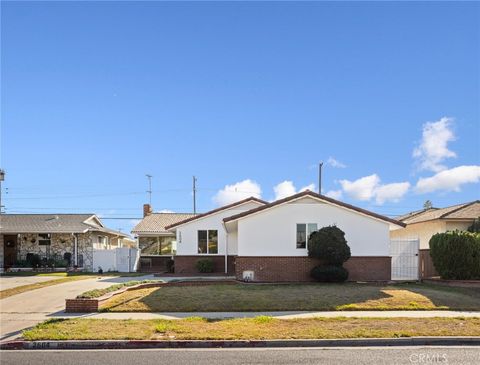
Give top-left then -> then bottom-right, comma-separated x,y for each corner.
0,214 -> 131,271
390,200 -> 480,249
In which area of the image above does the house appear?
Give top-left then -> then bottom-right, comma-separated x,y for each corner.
131,205 -> 195,272
0,214 -> 131,271
163,191 -> 405,282
390,200 -> 480,249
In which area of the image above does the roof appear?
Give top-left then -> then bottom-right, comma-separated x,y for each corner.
132,213 -> 196,234
223,190 -> 406,227
0,214 -> 129,237
398,201 -> 480,225
164,197 -> 268,230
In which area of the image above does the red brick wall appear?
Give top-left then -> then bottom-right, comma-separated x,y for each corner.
235,256 -> 391,282
174,255 -> 236,274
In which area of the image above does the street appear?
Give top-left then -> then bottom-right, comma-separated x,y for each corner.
1,347 -> 479,365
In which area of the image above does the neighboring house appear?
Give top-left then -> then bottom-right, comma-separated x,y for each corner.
131,205 -> 195,272
165,191 -> 405,282
391,201 -> 480,249
0,214 -> 131,271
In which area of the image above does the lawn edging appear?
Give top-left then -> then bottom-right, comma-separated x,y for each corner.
3,337 -> 480,350
66,279 -> 238,312
422,278 -> 480,289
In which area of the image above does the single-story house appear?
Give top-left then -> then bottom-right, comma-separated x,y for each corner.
0,214 -> 131,271
131,205 -> 195,272
163,191 -> 405,282
390,200 -> 480,249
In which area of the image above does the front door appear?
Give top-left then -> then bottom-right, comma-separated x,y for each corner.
3,235 -> 17,268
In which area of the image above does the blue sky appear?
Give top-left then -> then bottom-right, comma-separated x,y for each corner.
1,1 -> 479,233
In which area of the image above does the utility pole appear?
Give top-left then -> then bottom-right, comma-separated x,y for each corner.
318,162 -> 323,195
145,174 -> 152,205
0,169 -> 5,214
192,176 -> 197,215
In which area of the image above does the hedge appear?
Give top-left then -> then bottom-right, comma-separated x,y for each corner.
429,231 -> 480,280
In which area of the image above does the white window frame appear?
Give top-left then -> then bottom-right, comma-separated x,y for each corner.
197,229 -> 218,255
296,223 -> 317,249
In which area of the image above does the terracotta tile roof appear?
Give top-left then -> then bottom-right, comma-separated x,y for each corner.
164,197 -> 268,230
398,201 -> 480,224
223,190 -> 406,227
0,214 -> 129,237
131,213 -> 196,234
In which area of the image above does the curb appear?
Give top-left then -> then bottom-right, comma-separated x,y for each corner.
2,337 -> 480,350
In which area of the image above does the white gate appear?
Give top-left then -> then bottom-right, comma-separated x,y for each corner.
390,239 -> 419,281
93,248 -> 140,273
116,248 -> 140,272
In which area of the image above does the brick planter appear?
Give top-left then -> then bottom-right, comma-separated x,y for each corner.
65,280 -> 238,313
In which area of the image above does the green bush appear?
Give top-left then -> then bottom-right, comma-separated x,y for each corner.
308,225 -> 351,265
429,231 -> 480,280
26,253 -> 41,267
310,265 -> 349,282
196,258 -> 214,273
467,217 -> 480,233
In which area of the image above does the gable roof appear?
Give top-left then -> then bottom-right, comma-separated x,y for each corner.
164,197 -> 268,230
131,213 -> 196,234
223,190 -> 406,227
398,201 -> 480,225
0,214 -> 129,237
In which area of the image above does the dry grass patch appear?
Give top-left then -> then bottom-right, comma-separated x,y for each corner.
101,283 -> 480,312
23,317 -> 480,341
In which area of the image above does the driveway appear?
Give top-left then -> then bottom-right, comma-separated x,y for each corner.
0,276 -> 60,290
0,274 -> 156,342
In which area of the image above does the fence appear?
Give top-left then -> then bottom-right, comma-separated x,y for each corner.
419,249 -> 439,279
92,248 -> 139,273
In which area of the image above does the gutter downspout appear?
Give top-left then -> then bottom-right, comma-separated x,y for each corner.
72,233 -> 78,267
222,222 -> 228,275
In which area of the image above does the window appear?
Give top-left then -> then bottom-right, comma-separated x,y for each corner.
296,223 -> 317,249
98,236 -> 108,249
139,236 -> 176,256
38,234 -> 51,246
198,230 -> 218,254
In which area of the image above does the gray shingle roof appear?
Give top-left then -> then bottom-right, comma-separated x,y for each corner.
0,214 -> 129,237
131,213 -> 195,234
398,201 -> 480,225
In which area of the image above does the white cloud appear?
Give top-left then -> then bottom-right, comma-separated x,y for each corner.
300,183 -> 316,192
374,182 -> 411,204
413,117 -> 456,172
159,209 -> 174,213
325,189 -> 343,200
326,157 -> 346,168
340,174 -> 410,204
273,181 -> 297,200
273,181 -> 316,200
213,179 -> 262,206
339,174 -> 380,201
415,165 -> 480,193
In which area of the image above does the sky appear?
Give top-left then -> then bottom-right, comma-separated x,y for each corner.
1,1 -> 479,234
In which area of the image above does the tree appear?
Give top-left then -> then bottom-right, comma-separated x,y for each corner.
423,200 -> 433,209
308,225 -> 351,265
467,217 -> 480,233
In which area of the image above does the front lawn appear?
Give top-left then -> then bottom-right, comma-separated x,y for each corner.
102,283 -> 480,312
22,317 -> 480,340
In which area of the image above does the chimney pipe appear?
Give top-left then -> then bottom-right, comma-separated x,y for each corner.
143,204 -> 152,217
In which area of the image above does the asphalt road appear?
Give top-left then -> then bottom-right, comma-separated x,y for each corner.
1,347 -> 479,365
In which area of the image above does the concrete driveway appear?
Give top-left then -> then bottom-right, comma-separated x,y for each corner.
0,275 -> 61,290
0,274 -> 156,342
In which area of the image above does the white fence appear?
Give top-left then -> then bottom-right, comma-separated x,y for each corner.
390,239 -> 419,281
92,248 -> 140,273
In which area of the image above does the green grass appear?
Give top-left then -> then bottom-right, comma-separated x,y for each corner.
22,317 -> 480,341
101,282 -> 480,312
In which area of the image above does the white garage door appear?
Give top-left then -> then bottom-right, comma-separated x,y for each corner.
390,239 -> 419,281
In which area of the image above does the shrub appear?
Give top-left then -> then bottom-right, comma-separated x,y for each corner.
26,253 -> 41,267
308,225 -> 351,265
167,259 -> 175,273
467,217 -> 480,233
429,231 -> 480,280
196,258 -> 214,273
310,265 -> 349,282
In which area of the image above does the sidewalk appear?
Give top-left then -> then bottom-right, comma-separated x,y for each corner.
54,310 -> 480,320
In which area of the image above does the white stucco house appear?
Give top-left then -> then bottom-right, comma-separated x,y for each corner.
165,190 -> 405,282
